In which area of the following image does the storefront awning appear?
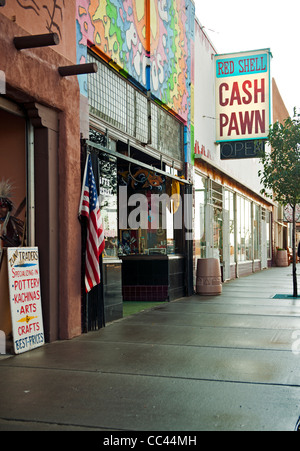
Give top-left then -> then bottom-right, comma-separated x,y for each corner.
87,140 -> 191,186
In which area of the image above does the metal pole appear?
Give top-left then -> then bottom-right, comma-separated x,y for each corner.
26,121 -> 35,246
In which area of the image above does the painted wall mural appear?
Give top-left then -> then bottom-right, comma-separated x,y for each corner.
76,0 -> 194,124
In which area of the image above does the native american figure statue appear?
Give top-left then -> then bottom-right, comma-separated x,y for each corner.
0,180 -> 24,249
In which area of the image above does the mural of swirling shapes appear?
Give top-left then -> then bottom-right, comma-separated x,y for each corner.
76,0 -> 193,123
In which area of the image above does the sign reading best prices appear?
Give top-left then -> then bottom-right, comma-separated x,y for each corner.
7,247 -> 44,355
215,49 -> 272,142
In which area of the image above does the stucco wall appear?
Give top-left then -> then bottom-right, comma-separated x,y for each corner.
0,11 -> 82,340
1,0 -> 77,63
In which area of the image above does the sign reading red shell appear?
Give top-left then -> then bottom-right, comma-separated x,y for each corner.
215,49 -> 272,143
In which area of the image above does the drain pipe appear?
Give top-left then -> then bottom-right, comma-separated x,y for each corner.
26,120 -> 35,246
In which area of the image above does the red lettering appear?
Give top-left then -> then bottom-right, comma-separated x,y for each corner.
228,113 -> 240,136
242,80 -> 252,104
219,83 -> 229,106
217,61 -> 234,76
18,322 -> 40,337
220,114 -> 229,137
255,109 -> 266,133
217,62 -> 224,76
239,111 -> 255,135
230,82 -> 242,106
254,79 -> 265,103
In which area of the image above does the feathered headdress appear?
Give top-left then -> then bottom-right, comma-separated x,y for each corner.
0,179 -> 14,211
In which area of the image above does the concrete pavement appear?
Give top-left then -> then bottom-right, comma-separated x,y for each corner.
1,265 -> 300,431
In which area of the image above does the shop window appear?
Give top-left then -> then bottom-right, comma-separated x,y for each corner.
225,190 -> 235,264
194,175 -> 206,259
253,204 -> 260,260
117,159 -> 184,256
211,182 -> 223,262
98,154 -> 118,259
237,196 -> 252,262
265,210 -> 272,259
89,129 -> 119,259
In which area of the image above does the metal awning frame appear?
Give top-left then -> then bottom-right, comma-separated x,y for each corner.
86,139 -> 191,185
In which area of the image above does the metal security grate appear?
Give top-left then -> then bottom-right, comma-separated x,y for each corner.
88,54 -> 127,131
87,52 -> 183,163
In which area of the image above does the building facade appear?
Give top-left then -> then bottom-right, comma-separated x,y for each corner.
0,1 -> 293,349
76,0 -> 195,324
193,20 -> 290,284
0,0 -> 82,343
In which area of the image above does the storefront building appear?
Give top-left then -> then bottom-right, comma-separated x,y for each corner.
1,1 -> 293,350
76,0 -> 195,324
193,20 -> 290,284
0,1 -> 82,344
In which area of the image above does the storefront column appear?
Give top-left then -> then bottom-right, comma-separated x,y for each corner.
25,102 -> 59,343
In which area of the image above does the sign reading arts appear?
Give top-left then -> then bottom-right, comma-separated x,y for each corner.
7,247 -> 44,354
215,49 -> 271,142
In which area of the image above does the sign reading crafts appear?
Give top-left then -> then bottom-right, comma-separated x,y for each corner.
215,49 -> 272,159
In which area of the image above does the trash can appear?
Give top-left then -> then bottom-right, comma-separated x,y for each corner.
196,258 -> 222,296
276,249 -> 288,267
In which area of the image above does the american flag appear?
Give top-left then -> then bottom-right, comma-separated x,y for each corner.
79,154 -> 105,293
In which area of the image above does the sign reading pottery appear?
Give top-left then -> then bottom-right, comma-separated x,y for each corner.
7,247 -> 44,354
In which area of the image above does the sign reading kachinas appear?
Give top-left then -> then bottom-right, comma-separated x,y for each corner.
7,247 -> 44,354
215,49 -> 272,147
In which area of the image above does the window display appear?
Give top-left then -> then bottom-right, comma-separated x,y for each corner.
194,174 -> 206,259
117,160 -> 182,256
237,196 -> 252,262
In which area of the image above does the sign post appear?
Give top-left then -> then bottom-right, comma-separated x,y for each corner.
7,247 -> 44,354
215,49 -> 272,156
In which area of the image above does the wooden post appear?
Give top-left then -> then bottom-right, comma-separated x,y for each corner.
14,33 -> 59,50
58,63 -> 98,77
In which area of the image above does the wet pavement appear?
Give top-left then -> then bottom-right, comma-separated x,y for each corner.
1,265 -> 300,431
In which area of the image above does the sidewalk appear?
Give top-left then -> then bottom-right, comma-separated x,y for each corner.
1,265 -> 300,431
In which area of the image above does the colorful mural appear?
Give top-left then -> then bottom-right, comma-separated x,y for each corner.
76,0 -> 194,125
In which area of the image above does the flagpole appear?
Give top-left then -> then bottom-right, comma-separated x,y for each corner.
78,153 -> 89,218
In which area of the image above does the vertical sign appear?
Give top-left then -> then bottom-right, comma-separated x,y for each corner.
7,247 -> 44,354
215,49 -> 271,143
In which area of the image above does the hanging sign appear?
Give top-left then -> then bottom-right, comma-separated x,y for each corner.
7,247 -> 44,354
220,139 -> 265,160
283,205 -> 300,223
215,49 -> 272,143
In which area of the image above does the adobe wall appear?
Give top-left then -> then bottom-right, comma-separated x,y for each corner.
0,12 -> 82,340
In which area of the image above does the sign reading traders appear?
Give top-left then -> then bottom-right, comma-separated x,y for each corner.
7,247 -> 44,354
215,49 -> 272,144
